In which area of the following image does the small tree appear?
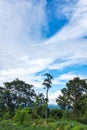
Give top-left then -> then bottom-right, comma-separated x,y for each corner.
32,93 -> 45,118
42,73 -> 53,121
56,88 -> 70,110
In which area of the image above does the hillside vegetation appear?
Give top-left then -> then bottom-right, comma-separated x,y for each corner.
0,120 -> 87,130
0,74 -> 87,129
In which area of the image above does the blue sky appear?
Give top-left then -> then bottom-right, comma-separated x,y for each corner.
0,0 -> 87,104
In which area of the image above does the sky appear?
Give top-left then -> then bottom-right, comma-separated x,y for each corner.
0,0 -> 87,104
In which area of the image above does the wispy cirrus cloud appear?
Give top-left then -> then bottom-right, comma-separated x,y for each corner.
0,0 -> 48,42
54,0 -> 78,19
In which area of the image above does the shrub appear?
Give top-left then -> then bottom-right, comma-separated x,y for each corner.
50,108 -> 63,119
3,112 -> 10,120
13,107 -> 32,125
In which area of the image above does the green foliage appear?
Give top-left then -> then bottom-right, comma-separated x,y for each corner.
0,119 -> 57,130
32,104 -> 46,118
49,108 -> 63,119
13,107 -> 33,126
0,119 -> 87,130
0,79 -> 36,118
3,112 -> 10,120
31,93 -> 46,118
0,76 -> 87,128
56,121 -> 87,130
56,77 -> 87,122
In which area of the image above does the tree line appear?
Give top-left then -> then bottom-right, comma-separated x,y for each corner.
0,74 -> 87,124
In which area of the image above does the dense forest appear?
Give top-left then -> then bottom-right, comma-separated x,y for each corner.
0,73 -> 87,130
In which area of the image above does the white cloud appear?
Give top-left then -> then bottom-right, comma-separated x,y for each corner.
0,0 -> 49,85
49,90 -> 61,104
0,0 -> 48,70
55,0 -> 78,19
58,72 -> 77,81
0,0 -> 48,42
0,0 -> 87,94
52,72 -> 87,90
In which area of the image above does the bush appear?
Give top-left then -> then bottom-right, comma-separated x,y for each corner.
56,121 -> 87,130
13,107 -> 32,126
72,125 -> 86,130
3,112 -> 10,120
50,108 -> 63,119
